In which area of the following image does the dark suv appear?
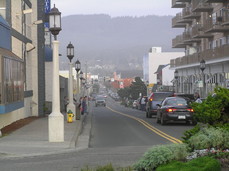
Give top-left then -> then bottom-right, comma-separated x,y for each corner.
146,92 -> 174,118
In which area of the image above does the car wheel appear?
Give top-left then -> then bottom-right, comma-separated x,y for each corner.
160,115 -> 166,125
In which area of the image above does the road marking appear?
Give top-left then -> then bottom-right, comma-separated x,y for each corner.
106,106 -> 182,144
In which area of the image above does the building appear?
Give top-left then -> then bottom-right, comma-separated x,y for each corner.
144,47 -> 184,84
0,1 -> 45,129
171,0 -> 229,97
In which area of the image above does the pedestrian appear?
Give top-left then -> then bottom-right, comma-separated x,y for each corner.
140,96 -> 146,111
83,96 -> 88,114
194,92 -> 202,103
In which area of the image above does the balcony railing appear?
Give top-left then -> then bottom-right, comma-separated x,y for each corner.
222,10 -> 229,25
192,24 -> 213,38
192,0 -> 213,12
203,17 -> 229,33
172,0 -> 186,8
182,6 -> 201,19
172,35 -> 191,48
171,44 -> 229,67
204,0 -> 224,3
172,13 -> 186,28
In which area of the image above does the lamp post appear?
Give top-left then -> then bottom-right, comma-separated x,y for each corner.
80,71 -> 84,97
200,59 -> 206,98
75,60 -> 81,120
66,42 -> 75,120
48,5 -> 64,142
174,70 -> 179,93
75,60 -> 81,95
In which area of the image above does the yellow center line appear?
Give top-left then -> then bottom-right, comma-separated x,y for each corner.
106,106 -> 182,144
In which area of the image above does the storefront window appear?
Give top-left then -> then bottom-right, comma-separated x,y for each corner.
1,55 -> 24,104
0,0 -> 6,19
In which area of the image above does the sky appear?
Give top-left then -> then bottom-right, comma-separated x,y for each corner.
51,0 -> 180,17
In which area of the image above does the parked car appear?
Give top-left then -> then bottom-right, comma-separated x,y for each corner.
156,97 -> 195,125
146,91 -> 174,118
95,96 -> 106,107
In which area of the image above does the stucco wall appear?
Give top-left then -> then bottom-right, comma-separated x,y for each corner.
148,50 -> 184,84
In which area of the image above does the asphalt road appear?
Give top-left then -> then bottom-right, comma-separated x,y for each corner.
0,97 -> 193,171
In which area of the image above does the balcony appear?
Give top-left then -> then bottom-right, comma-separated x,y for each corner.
192,0 -> 213,12
172,0 -> 186,8
177,0 -> 191,2
172,35 -> 191,48
222,10 -> 229,26
172,13 -> 187,28
203,17 -> 229,33
183,31 -> 201,43
171,44 -> 229,67
204,0 -> 224,3
182,6 -> 201,19
192,24 -> 213,38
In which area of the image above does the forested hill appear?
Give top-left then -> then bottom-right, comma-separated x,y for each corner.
59,14 -> 182,72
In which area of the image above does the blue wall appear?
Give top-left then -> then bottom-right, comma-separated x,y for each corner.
0,16 -> 11,50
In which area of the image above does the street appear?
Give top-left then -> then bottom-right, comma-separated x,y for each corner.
0,97 -> 193,171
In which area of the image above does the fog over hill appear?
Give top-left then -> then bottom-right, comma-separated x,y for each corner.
58,14 -> 183,76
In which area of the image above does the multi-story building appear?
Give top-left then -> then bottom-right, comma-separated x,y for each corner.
0,0 -> 45,129
144,47 -> 184,84
171,0 -> 229,97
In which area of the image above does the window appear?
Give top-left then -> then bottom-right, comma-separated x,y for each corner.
0,0 -> 6,19
1,55 -> 24,104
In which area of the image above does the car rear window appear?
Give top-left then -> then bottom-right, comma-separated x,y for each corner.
165,98 -> 187,106
153,93 -> 173,101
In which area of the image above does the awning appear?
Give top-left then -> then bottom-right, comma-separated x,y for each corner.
0,47 -> 23,62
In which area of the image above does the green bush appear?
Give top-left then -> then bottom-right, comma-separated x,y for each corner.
192,87 -> 229,125
182,124 -> 201,144
187,127 -> 229,150
156,156 -> 221,171
81,164 -> 133,171
133,144 -> 188,171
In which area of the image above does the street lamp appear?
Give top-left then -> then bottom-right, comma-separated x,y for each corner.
48,4 -> 64,142
200,59 -> 206,72
66,42 -> 75,120
174,70 -> 179,93
200,59 -> 206,98
75,60 -> 81,95
75,60 -> 81,120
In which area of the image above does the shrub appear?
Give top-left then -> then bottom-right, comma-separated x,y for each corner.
156,156 -> 221,171
133,144 -> 188,171
182,124 -> 201,144
187,127 -> 229,150
192,87 -> 229,125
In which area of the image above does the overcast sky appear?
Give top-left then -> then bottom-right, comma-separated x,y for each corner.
51,0 -> 180,17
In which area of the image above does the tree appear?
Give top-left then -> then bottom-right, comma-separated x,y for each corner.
129,77 -> 147,100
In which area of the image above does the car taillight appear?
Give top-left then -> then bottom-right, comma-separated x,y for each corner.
166,108 -> 177,112
187,109 -> 194,112
149,93 -> 154,101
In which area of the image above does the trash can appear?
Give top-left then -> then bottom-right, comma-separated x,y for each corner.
67,110 -> 74,123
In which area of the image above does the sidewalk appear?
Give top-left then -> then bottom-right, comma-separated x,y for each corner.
0,111 -> 91,158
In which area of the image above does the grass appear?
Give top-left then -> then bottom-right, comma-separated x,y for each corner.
156,156 -> 221,171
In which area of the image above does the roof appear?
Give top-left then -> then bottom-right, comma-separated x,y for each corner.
0,47 -> 23,62
154,64 -> 170,74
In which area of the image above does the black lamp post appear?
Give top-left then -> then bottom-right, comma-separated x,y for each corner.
49,4 -> 61,40
174,70 -> 179,93
66,42 -> 75,119
200,59 -> 206,72
80,71 -> 83,81
75,60 -> 81,73
200,59 -> 206,98
67,42 -> 74,62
